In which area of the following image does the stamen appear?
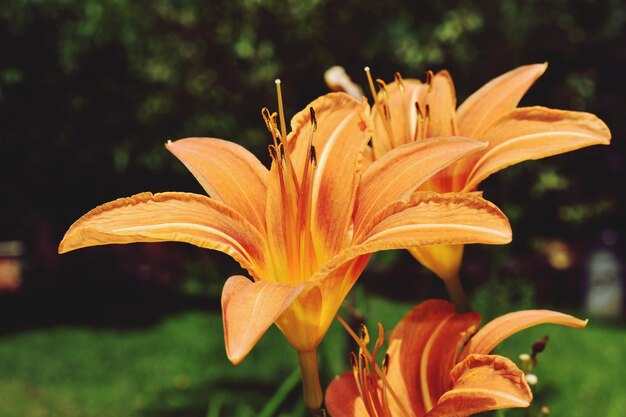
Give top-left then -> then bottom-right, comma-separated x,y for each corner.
425,70 -> 434,93
364,67 -> 378,104
310,146 -> 317,165
275,79 -> 288,143
262,107 -> 280,148
423,104 -> 431,138
336,314 -> 413,417
394,72 -> 405,93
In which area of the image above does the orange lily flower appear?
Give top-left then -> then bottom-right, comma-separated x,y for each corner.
58,91 -> 513,409
326,300 -> 587,417
363,64 -> 611,307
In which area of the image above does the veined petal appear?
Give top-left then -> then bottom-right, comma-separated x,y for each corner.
288,92 -> 373,257
313,192 -> 511,282
457,63 -> 547,137
356,192 -> 511,246
385,300 -> 481,417
58,192 -> 266,278
326,373 -> 370,417
462,106 -> 611,191
354,138 -> 487,235
425,70 -> 458,137
461,310 -> 588,358
166,138 -> 268,231
424,354 -> 532,417
221,276 -> 305,364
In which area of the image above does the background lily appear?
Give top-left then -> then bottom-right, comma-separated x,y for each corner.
58,91 -> 513,409
326,299 -> 587,417
358,64 -> 611,310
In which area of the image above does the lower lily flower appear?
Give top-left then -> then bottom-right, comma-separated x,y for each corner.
357,64 -> 611,311
326,300 -> 587,417
58,90 -> 512,409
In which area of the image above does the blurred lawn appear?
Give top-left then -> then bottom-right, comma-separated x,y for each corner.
0,293 -> 624,417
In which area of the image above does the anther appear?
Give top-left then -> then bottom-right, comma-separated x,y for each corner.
426,70 -> 433,85
360,323 -> 370,345
394,72 -> 405,92
166,139 -> 172,145
415,102 -> 423,118
525,373 -> 539,386
425,104 -> 431,119
310,145 -> 317,165
309,107 -> 317,131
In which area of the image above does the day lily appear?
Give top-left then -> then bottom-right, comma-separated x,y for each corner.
326,299 -> 587,417
359,64 -> 611,310
58,89 -> 513,409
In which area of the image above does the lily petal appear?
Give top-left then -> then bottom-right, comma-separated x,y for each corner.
407,244 -> 464,283
462,106 -> 611,191
314,192 -> 511,284
221,275 -> 305,364
385,300 -> 481,417
166,138 -> 268,231
462,310 -> 588,358
457,63 -> 547,137
288,92 -> 373,257
425,354 -> 532,417
425,70 -> 458,138
326,373 -> 370,417
58,192 -> 266,278
354,137 -> 487,235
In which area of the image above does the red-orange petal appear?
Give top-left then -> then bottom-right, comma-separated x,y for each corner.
425,354 -> 532,417
457,63 -> 547,137
58,192 -> 267,278
385,300 -> 481,417
325,373 -> 370,417
354,137 -> 487,235
461,310 -> 588,358
166,138 -> 268,231
462,106 -> 611,191
221,276 -> 305,364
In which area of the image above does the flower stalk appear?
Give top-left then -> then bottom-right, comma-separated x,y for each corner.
298,349 -> 323,411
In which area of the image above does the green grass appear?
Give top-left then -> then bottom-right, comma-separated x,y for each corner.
0,295 -> 624,417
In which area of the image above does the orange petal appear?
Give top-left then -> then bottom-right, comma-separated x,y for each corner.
315,192 -> 511,281
384,300 -> 481,416
462,310 -> 588,358
372,79 -> 425,154
221,275 -> 304,364
354,137 -> 487,235
166,138 -> 268,231
288,93 -> 373,257
462,106 -> 611,191
325,373 -> 370,417
425,70 -> 458,137
425,354 -> 532,417
58,192 -> 266,278
457,63 -> 547,137
407,244 -> 464,282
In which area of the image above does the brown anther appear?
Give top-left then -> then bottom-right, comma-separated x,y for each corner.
382,353 -> 390,373
425,70 -> 434,85
394,72 -> 405,92
309,107 -> 317,131
415,101 -> 423,118
376,79 -> 389,98
360,323 -> 371,345
531,335 -> 549,363
310,145 -> 317,165
424,103 -> 431,119
268,144 -> 278,160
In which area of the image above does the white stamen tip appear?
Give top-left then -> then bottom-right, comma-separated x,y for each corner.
525,373 -> 538,386
275,79 -> 281,84
519,353 -> 531,361
364,66 -> 370,71
166,139 -> 172,144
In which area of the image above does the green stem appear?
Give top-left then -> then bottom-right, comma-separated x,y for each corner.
257,367 -> 301,417
298,349 -> 323,412
443,273 -> 471,313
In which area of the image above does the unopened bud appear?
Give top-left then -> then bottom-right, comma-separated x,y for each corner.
538,405 -> 551,417
525,373 -> 538,386
519,353 -> 532,373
